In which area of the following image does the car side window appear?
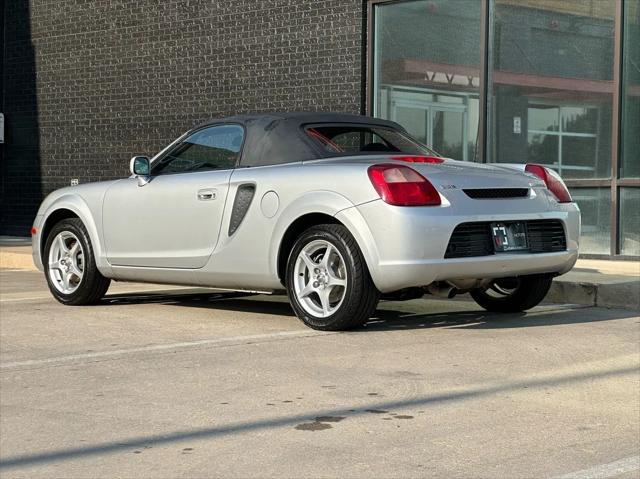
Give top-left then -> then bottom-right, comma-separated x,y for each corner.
151,124 -> 244,175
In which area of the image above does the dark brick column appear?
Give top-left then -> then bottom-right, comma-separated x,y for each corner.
2,0 -> 366,234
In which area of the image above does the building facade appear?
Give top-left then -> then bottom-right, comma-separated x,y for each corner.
1,0 -> 638,258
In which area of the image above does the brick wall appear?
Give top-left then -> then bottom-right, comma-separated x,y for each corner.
1,0 -> 366,235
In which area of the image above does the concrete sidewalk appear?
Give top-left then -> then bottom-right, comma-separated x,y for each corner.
0,237 -> 33,270
2,236 -> 638,310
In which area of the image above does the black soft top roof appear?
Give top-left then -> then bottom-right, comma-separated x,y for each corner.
198,112 -> 402,129
192,112 -> 406,167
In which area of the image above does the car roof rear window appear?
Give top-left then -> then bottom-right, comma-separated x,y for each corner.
304,124 -> 439,157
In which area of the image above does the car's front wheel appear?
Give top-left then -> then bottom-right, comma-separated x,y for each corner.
285,224 -> 379,331
470,274 -> 553,313
44,218 -> 111,305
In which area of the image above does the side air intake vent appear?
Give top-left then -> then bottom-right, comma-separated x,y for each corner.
463,188 -> 529,199
228,184 -> 256,236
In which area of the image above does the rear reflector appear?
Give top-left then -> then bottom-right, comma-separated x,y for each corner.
30,227 -> 37,236
368,164 -> 441,206
525,164 -> 572,203
390,155 -> 444,164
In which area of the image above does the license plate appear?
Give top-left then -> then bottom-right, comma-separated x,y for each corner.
491,222 -> 528,252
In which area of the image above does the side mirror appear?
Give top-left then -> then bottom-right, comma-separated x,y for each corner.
129,156 -> 150,186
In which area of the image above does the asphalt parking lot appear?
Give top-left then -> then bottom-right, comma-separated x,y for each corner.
1,269 -> 638,478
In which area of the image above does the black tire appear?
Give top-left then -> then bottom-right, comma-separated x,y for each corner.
470,274 -> 553,313
43,218 -> 111,305
285,224 -> 380,331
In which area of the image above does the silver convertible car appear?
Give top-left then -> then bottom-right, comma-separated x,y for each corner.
32,113 -> 580,330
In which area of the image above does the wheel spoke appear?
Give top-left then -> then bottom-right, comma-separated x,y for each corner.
300,251 -> 317,272
70,263 -> 83,280
69,241 -> 80,257
318,288 -> 331,316
61,271 -> 71,291
298,281 -> 314,299
57,235 -> 69,254
48,260 -> 61,271
328,276 -> 346,288
321,243 -> 333,269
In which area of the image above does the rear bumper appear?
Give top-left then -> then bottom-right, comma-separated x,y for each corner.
368,249 -> 578,293
336,194 -> 580,293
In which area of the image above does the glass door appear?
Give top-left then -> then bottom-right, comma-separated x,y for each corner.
431,108 -> 467,161
391,99 -> 468,161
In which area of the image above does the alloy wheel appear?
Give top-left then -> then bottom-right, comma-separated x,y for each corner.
293,240 -> 347,318
48,231 -> 84,294
485,277 -> 521,298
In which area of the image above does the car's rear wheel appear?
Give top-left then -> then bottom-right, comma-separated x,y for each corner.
285,224 -> 379,331
44,218 -> 111,305
470,274 -> 553,313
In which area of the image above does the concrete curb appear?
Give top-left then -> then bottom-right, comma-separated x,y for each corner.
547,278 -> 639,311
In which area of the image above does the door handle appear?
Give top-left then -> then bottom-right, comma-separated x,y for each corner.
197,189 -> 217,201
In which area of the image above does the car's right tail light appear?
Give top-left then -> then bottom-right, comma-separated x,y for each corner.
525,164 -> 572,203
368,164 -> 441,206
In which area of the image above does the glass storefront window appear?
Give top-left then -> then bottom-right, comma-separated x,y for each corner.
490,0 -> 615,180
620,188 -> 640,256
570,188 -> 611,255
372,0 -> 481,161
621,0 -> 640,178
370,0 -> 638,258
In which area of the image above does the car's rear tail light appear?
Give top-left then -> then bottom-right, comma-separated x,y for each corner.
368,164 -> 441,206
525,164 -> 572,203
391,155 -> 444,164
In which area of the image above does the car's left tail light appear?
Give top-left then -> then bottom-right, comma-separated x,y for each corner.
525,163 -> 572,203
368,164 -> 441,206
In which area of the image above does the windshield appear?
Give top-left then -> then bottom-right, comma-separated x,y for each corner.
304,124 -> 439,157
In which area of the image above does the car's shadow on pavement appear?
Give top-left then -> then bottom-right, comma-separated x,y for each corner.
98,290 -> 637,330
364,306 -> 637,330
101,290 -> 297,317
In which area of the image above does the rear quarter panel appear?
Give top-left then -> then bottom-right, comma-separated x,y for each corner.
194,162 -> 380,290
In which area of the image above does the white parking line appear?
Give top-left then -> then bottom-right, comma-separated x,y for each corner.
0,295 -> 52,302
553,456 -> 640,479
0,330 -> 334,370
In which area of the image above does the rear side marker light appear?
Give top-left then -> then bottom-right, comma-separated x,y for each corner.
368,164 -> 441,206
525,164 -> 572,203
391,155 -> 444,164
30,227 -> 37,236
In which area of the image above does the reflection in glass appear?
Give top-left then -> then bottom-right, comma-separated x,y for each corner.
395,106 -> 427,144
527,133 -> 558,166
491,0 -> 615,182
528,105 -> 559,132
569,188 -> 611,255
561,137 -> 599,178
621,0 -> 640,178
561,107 -> 598,134
432,110 -> 465,160
373,0 -> 480,161
620,188 -> 640,256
